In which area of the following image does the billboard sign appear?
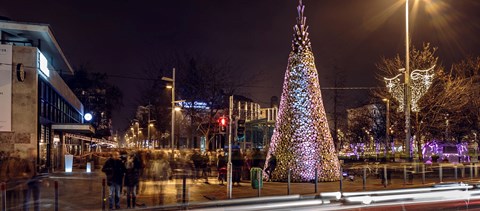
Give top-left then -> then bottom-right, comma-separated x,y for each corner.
0,44 -> 12,131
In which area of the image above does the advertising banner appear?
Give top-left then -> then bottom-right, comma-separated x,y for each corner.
0,44 -> 12,132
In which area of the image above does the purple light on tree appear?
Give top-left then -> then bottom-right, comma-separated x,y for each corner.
264,0 -> 340,182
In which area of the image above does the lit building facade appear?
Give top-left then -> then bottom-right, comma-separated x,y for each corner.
0,20 -> 115,173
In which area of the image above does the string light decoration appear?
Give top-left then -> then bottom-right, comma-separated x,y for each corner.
264,0 -> 340,182
384,65 -> 435,112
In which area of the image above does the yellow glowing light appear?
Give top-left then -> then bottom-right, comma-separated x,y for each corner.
384,65 -> 435,112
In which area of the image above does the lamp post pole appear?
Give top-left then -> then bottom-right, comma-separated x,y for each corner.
383,98 -> 390,159
162,68 -> 176,157
136,122 -> 140,149
227,95 -> 233,199
147,105 -> 151,149
404,0 -> 412,161
171,69 -> 176,155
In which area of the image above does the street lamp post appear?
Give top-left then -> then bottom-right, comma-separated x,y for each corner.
162,68 -> 176,156
404,0 -> 412,161
162,69 -> 185,155
383,98 -> 390,159
135,122 -> 141,149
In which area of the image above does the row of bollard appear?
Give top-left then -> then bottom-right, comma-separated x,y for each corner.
339,163 -> 480,192
1,181 -> 58,211
252,163 -> 480,199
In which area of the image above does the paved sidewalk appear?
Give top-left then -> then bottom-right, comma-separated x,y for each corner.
28,167 -> 480,210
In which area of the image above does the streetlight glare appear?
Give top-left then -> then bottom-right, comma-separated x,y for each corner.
174,107 -> 181,111
161,76 -> 173,82
166,85 -> 173,89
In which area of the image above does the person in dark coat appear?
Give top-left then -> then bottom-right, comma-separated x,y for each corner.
266,153 -> 277,181
217,152 -> 227,184
102,151 -> 126,210
124,152 -> 141,208
231,150 -> 244,186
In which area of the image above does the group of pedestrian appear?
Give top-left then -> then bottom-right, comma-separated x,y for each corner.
102,151 -> 142,209
214,148 -> 275,185
191,150 -> 211,184
102,150 -> 173,209
0,148 -> 41,211
101,148 -> 277,209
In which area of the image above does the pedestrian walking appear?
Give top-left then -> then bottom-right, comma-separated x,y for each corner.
217,152 -> 227,184
150,152 -> 170,206
124,152 -> 141,208
266,153 -> 277,181
5,150 -> 27,210
23,148 -> 42,211
102,151 -> 126,210
232,150 -> 244,186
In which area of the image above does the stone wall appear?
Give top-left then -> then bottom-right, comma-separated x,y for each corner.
0,46 -> 38,153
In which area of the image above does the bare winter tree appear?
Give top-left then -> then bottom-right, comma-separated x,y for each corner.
375,43 -> 480,159
139,52 -> 253,150
374,43 -> 439,158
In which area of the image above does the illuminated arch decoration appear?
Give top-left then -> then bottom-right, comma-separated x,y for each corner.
264,0 -> 340,182
384,65 -> 435,112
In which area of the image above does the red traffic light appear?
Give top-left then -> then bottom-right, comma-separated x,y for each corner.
219,117 -> 227,126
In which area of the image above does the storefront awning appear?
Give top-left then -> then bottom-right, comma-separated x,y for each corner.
52,123 -> 95,134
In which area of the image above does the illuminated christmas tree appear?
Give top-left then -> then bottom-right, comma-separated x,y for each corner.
264,0 -> 340,182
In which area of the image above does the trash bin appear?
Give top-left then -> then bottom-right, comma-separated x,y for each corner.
250,167 -> 263,189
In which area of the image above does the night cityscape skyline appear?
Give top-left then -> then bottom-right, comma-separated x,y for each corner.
4,1 -> 480,210
2,0 -> 480,131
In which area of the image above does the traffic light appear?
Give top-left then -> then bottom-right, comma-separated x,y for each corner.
219,117 -> 228,133
237,119 -> 245,138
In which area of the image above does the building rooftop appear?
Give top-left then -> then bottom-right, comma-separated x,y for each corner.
0,20 -> 74,75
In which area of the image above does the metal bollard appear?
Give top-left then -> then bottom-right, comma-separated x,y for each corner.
454,165 -> 458,181
102,179 -> 106,211
422,164 -> 425,184
462,165 -> 465,178
257,170 -> 261,197
439,164 -> 443,183
287,169 -> 291,195
1,182 -> 6,211
314,168 -> 318,193
55,181 -> 59,211
340,166 -> 343,192
383,165 -> 387,188
182,174 -> 187,204
362,167 -> 366,191
403,165 -> 407,186
475,163 -> 478,177
471,164 -> 474,180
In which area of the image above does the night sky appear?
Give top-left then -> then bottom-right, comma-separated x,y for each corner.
2,0 -> 480,131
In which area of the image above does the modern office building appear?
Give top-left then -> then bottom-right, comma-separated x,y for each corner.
0,20 -> 115,173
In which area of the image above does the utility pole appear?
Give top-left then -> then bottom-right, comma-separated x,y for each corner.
404,0 -> 412,161
162,68 -> 176,156
147,104 -> 151,149
383,98 -> 390,159
227,95 -> 233,199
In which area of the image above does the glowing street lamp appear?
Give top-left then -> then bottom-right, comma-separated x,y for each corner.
162,68 -> 176,155
405,0 -> 411,160
385,0 -> 435,160
162,68 -> 185,154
